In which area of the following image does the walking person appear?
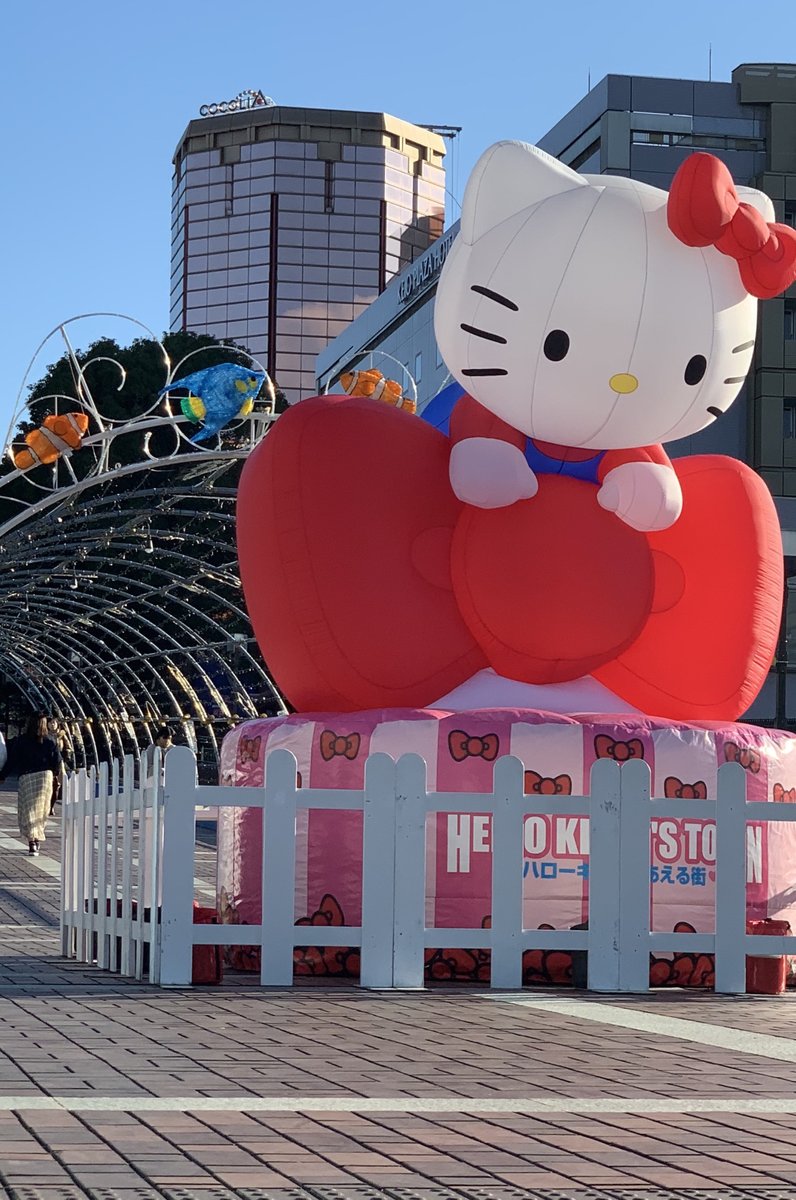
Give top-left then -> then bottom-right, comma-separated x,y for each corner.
1,714 -> 62,855
143,726 -> 173,781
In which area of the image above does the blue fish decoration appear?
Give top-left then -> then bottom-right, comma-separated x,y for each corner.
159,363 -> 266,443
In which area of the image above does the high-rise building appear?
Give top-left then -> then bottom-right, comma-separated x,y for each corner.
170,97 -> 446,403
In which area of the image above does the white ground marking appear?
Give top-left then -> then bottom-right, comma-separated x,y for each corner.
0,881 -> 60,887
1,1095 -> 796,1114
0,923 -> 58,929
486,994 -> 796,1062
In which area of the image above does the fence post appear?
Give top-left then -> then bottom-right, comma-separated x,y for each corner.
84,767 -> 97,963
361,754 -> 398,988
135,751 -> 158,980
108,759 -> 121,973
393,754 -> 429,989
96,762 -> 109,969
60,771 -> 75,958
260,749 -> 298,986
120,756 -> 135,976
587,758 -> 622,991
148,760 -> 163,984
617,759 -> 651,991
75,769 -> 88,962
490,756 -> 526,989
715,760 -> 748,994
159,746 -> 197,987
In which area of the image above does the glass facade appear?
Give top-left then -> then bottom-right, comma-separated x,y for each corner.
170,110 -> 445,404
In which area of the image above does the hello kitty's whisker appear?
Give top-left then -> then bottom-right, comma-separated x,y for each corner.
723,376 -> 746,384
460,323 -> 508,344
706,406 -> 725,418
461,368 -> 508,377
732,340 -> 755,353
470,284 -> 519,311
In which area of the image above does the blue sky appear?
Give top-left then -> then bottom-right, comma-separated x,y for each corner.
1,0 -> 793,430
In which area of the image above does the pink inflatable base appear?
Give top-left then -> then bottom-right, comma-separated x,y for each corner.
218,708 -> 796,986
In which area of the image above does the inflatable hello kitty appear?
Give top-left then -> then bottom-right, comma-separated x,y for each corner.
237,143 -> 796,722
436,142 -> 777,525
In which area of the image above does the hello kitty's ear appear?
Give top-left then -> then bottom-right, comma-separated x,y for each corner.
736,185 -> 776,223
460,140 -> 588,245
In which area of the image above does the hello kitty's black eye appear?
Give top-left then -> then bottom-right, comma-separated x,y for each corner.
685,355 -> 707,385
543,330 -> 569,361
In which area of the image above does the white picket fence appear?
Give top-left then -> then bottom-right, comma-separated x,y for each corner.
61,752 -> 163,982
61,745 -> 796,992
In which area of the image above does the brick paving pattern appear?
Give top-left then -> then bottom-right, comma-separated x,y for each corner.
0,787 -> 796,1196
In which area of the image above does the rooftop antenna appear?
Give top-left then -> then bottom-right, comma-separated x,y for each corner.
418,125 -> 462,140
588,69 -> 591,91
419,124 -> 463,223
708,43 -> 712,82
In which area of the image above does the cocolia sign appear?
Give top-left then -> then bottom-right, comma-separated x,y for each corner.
200,89 -> 275,118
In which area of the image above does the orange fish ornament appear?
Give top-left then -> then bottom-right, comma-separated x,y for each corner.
339,368 -> 416,414
13,412 -> 89,471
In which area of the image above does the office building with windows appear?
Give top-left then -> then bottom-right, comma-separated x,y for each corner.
316,220 -> 459,410
170,101 -> 445,403
316,63 -> 796,726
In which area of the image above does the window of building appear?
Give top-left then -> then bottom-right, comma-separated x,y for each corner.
631,131 -> 765,151
784,400 -> 796,440
414,352 -> 423,384
567,139 -> 601,171
786,300 -> 796,341
558,122 -> 601,172
784,204 -> 796,229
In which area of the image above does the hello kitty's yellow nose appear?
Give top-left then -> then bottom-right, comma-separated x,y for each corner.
609,373 -> 638,394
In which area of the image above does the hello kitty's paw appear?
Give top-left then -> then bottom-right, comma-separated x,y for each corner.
449,437 -> 538,509
597,462 -> 683,531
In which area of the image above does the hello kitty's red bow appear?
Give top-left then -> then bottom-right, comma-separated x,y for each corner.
524,770 -> 572,796
664,776 -> 708,800
594,735 -> 644,763
238,735 -> 261,765
448,730 -> 499,762
724,741 -> 761,774
668,153 -> 796,299
319,730 -> 361,761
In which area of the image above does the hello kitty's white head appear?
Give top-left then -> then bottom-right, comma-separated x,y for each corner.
434,141 -> 788,450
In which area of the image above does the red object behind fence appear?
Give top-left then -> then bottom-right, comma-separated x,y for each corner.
746,918 -> 791,994
192,903 -> 223,985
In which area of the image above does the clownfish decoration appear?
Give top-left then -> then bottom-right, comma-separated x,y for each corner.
339,368 -> 416,414
13,412 -> 90,471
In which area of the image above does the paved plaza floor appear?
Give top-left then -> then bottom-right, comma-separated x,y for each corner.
1,792 -> 796,1198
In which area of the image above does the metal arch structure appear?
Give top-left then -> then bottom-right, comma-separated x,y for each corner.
0,317 -> 287,779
